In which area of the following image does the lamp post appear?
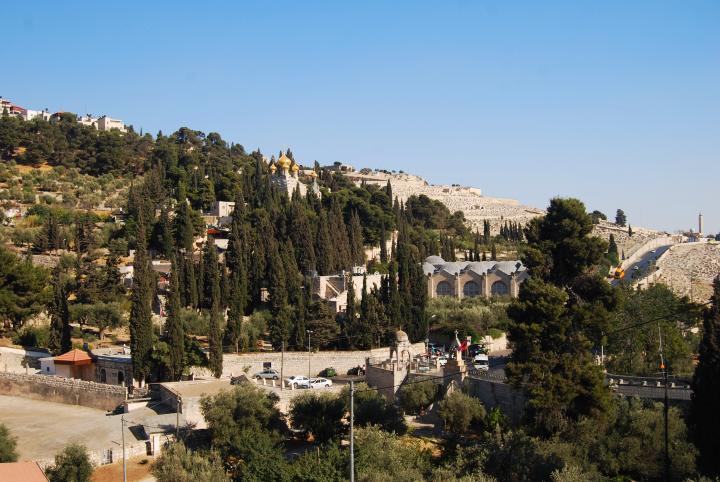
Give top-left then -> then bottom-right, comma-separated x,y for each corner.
306,330 -> 313,379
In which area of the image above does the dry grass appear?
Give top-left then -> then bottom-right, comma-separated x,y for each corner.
91,455 -> 154,482
15,162 -> 53,174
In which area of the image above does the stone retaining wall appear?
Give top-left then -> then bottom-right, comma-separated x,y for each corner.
0,372 -> 127,411
191,342 -> 426,379
465,376 -> 526,426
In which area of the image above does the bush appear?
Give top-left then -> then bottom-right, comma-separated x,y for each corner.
438,391 -> 486,435
290,391 -> 346,443
12,325 -> 50,349
45,443 -> 93,482
0,424 -> 18,463
341,383 -> 406,434
153,443 -> 229,482
396,380 -> 438,415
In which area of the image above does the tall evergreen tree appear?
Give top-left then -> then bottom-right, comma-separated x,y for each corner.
173,200 -> 195,252
348,210 -> 365,266
379,222 -> 388,264
615,208 -> 627,227
202,239 -> 220,310
691,276 -> 720,477
208,303 -> 223,378
315,211 -> 334,275
48,269 -> 71,355
164,261 -> 185,380
607,234 -> 620,266
130,220 -> 154,385
345,276 -> 357,347
289,199 -> 316,274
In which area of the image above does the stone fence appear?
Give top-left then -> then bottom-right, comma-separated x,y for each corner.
191,342 -> 426,379
620,236 -> 680,272
0,371 -> 127,411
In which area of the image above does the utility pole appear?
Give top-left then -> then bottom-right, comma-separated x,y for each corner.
176,397 -> 180,440
350,380 -> 355,482
121,414 -> 127,482
658,325 -> 670,482
307,330 -> 313,379
281,341 -> 285,390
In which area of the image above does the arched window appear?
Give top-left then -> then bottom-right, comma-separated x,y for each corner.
491,281 -> 509,296
117,371 -> 125,386
100,369 -> 106,383
463,281 -> 480,297
436,281 -> 453,297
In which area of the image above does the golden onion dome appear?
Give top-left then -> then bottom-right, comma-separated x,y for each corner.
269,163 -> 277,173
291,163 -> 299,172
278,153 -> 292,170
310,170 -> 318,179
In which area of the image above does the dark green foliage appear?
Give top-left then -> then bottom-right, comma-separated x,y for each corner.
129,220 -> 154,383
589,210 -> 606,224
45,443 -> 93,482
290,442 -> 347,482
341,383 -> 406,434
354,426 -> 432,481
164,263 -> 185,380
152,443 -> 229,482
438,391 -> 486,435
208,307 -> 223,378
608,284 -> 700,376
48,269 -> 72,355
615,209 -> 627,226
0,245 -> 48,331
691,276 -> 720,477
0,424 -> 18,462
509,198 -> 614,434
606,233 -> 619,266
289,391 -> 346,443
396,380 -> 438,415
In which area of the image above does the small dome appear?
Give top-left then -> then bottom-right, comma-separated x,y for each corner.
310,171 -> 318,178
269,163 -> 277,173
291,163 -> 299,172
395,329 -> 409,342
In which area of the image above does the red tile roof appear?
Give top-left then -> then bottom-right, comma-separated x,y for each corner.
0,461 -> 49,481
53,349 -> 94,365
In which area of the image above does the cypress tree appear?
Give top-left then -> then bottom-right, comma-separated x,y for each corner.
173,200 -> 195,252
289,199 -> 316,274
491,242 -> 497,261
202,239 -> 220,310
607,234 -> 619,266
379,222 -> 388,264
691,276 -> 720,477
129,220 -> 154,385
208,303 -> 223,378
316,210 -> 334,275
165,261 -> 185,380
156,205 -> 174,259
348,210 -> 365,266
345,276 -> 356,347
48,269 -> 71,355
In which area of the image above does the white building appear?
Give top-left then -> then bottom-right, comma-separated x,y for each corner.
97,115 -> 126,132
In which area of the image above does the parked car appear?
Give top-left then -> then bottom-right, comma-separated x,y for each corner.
310,377 -> 333,388
472,353 -> 490,371
284,375 -> 311,388
347,365 -> 366,376
254,369 -> 280,380
319,367 -> 337,378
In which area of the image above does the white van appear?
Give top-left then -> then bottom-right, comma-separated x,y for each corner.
472,353 -> 489,371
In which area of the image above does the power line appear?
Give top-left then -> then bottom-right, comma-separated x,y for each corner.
606,300 -> 711,336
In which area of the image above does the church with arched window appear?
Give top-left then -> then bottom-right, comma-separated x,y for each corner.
422,256 -> 529,300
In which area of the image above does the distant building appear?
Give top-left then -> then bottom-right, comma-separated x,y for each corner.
209,201 -> 235,218
93,346 -> 135,388
312,268 -> 382,313
50,349 -> 95,381
423,256 -> 529,299
325,161 -> 355,173
96,115 -> 126,132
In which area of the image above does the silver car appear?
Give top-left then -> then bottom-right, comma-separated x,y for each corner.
254,369 -> 280,380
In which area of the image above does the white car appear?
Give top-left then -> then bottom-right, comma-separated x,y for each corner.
284,375 -> 311,389
310,377 -> 333,389
473,354 -> 490,371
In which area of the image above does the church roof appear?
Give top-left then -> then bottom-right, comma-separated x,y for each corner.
425,259 -> 526,277
278,153 -> 292,170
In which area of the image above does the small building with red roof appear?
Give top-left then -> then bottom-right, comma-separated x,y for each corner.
52,348 -> 95,381
0,461 -> 49,482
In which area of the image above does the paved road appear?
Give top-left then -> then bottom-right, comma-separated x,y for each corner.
615,244 -> 673,284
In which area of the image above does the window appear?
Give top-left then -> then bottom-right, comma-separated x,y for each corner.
117,371 -> 125,386
436,281 -> 453,297
463,281 -> 480,297
100,369 -> 106,383
491,281 -> 509,296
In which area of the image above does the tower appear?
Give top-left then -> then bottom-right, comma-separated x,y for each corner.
699,213 -> 704,236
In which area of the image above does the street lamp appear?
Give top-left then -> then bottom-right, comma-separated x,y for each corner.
306,330 -> 313,379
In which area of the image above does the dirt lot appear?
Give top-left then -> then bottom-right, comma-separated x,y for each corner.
91,455 -> 155,482
0,395 -> 178,462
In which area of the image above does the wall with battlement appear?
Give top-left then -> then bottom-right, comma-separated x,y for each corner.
0,371 -> 127,411
190,342 -> 426,379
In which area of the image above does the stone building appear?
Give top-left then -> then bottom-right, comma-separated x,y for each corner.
312,268 -> 382,313
423,256 -> 529,299
365,329 -> 415,401
92,347 -> 136,388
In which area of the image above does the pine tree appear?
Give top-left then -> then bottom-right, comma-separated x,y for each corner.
48,269 -> 71,355
691,276 -> 720,477
615,208 -> 627,227
129,220 -> 155,385
165,261 -> 185,380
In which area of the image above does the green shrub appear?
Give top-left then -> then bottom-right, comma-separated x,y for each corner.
12,326 -> 50,349
396,380 -> 438,415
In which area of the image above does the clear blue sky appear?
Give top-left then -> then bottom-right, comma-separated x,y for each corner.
3,1 -> 719,233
